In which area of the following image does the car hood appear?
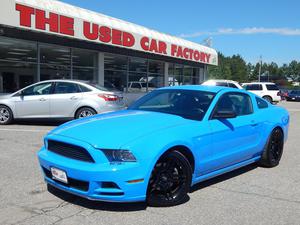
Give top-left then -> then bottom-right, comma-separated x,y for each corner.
49,110 -> 188,149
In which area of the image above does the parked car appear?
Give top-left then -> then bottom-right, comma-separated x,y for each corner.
202,79 -> 243,89
38,85 -> 289,206
286,90 -> 300,101
0,80 -> 125,125
242,82 -> 281,103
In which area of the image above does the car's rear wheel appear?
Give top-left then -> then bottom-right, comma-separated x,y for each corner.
258,128 -> 284,167
0,105 -> 13,125
263,96 -> 272,103
147,151 -> 192,207
75,107 -> 97,119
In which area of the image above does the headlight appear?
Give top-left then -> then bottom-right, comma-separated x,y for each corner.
101,149 -> 136,162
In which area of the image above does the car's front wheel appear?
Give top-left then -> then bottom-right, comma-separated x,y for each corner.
0,105 -> 13,125
147,151 -> 192,207
258,128 -> 284,167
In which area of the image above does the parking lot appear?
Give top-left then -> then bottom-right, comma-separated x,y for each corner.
0,101 -> 299,225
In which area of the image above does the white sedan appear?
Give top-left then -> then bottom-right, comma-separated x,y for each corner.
0,80 -> 125,125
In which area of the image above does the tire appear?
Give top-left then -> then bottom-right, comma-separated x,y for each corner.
258,128 -> 284,168
263,96 -> 272,103
75,107 -> 97,119
147,150 -> 192,207
0,105 -> 13,125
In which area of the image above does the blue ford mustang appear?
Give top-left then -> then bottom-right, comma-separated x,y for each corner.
38,85 -> 289,206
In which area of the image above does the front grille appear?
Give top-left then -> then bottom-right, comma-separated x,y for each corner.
43,167 -> 89,192
47,140 -> 95,163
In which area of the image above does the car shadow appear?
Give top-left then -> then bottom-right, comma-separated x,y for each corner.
190,163 -> 258,193
47,163 -> 258,211
12,119 -> 67,127
47,184 -> 147,211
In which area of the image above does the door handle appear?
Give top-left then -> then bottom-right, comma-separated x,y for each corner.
250,120 -> 258,126
39,98 -> 46,101
70,96 -> 78,100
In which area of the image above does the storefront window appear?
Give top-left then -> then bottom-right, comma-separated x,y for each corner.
0,61 -> 37,93
0,37 -> 37,93
168,64 -> 200,86
72,48 -> 98,82
192,68 -> 199,84
104,70 -> 127,91
40,44 -> 70,65
148,60 -> 164,89
0,37 -> 37,63
40,44 -> 71,80
183,66 -> 193,85
105,54 -> 128,71
128,57 -> 147,93
129,57 -> 147,73
40,64 -> 70,81
104,54 -> 127,91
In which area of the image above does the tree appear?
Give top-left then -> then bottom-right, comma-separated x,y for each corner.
230,55 -> 248,82
208,52 -> 299,84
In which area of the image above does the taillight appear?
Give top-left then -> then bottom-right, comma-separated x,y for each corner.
98,94 -> 119,101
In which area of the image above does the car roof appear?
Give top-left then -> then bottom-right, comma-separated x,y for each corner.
242,82 -> 275,85
203,79 -> 239,83
160,85 -> 226,93
37,79 -> 89,84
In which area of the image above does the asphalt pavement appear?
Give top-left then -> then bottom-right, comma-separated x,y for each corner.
0,101 -> 299,225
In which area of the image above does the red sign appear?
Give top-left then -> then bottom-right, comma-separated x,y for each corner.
15,3 -> 212,64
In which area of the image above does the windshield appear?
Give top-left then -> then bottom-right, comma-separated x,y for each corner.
128,89 -> 215,121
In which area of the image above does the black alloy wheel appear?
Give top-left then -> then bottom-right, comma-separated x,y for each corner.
147,151 -> 192,207
259,128 -> 284,167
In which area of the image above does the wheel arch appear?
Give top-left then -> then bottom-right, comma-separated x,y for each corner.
273,125 -> 284,139
262,95 -> 273,101
0,104 -> 14,118
74,106 -> 97,118
153,145 -> 195,174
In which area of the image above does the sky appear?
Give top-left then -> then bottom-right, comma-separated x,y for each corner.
60,0 -> 300,66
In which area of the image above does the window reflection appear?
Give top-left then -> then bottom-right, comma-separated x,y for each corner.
0,37 -> 37,93
40,44 -> 70,65
104,54 -> 127,91
0,61 -> 37,93
40,64 -> 70,81
72,48 -> 98,82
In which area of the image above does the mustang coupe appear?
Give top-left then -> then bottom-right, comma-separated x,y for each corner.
38,86 -> 289,206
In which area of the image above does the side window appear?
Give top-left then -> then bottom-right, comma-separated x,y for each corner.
215,93 -> 253,116
79,85 -> 92,92
215,82 -> 228,87
22,82 -> 53,96
245,84 -> 262,91
54,82 -> 80,94
256,97 -> 268,109
228,83 -> 238,88
266,84 -> 279,91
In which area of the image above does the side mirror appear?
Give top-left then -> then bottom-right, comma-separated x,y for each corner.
213,110 -> 236,119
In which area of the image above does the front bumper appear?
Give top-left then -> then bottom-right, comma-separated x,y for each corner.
38,144 -> 149,202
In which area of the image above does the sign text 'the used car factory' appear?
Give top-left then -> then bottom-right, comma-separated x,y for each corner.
15,3 -> 211,63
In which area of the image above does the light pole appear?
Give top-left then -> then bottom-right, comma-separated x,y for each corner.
258,55 -> 262,82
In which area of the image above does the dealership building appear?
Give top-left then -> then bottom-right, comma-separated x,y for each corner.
0,0 -> 217,95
